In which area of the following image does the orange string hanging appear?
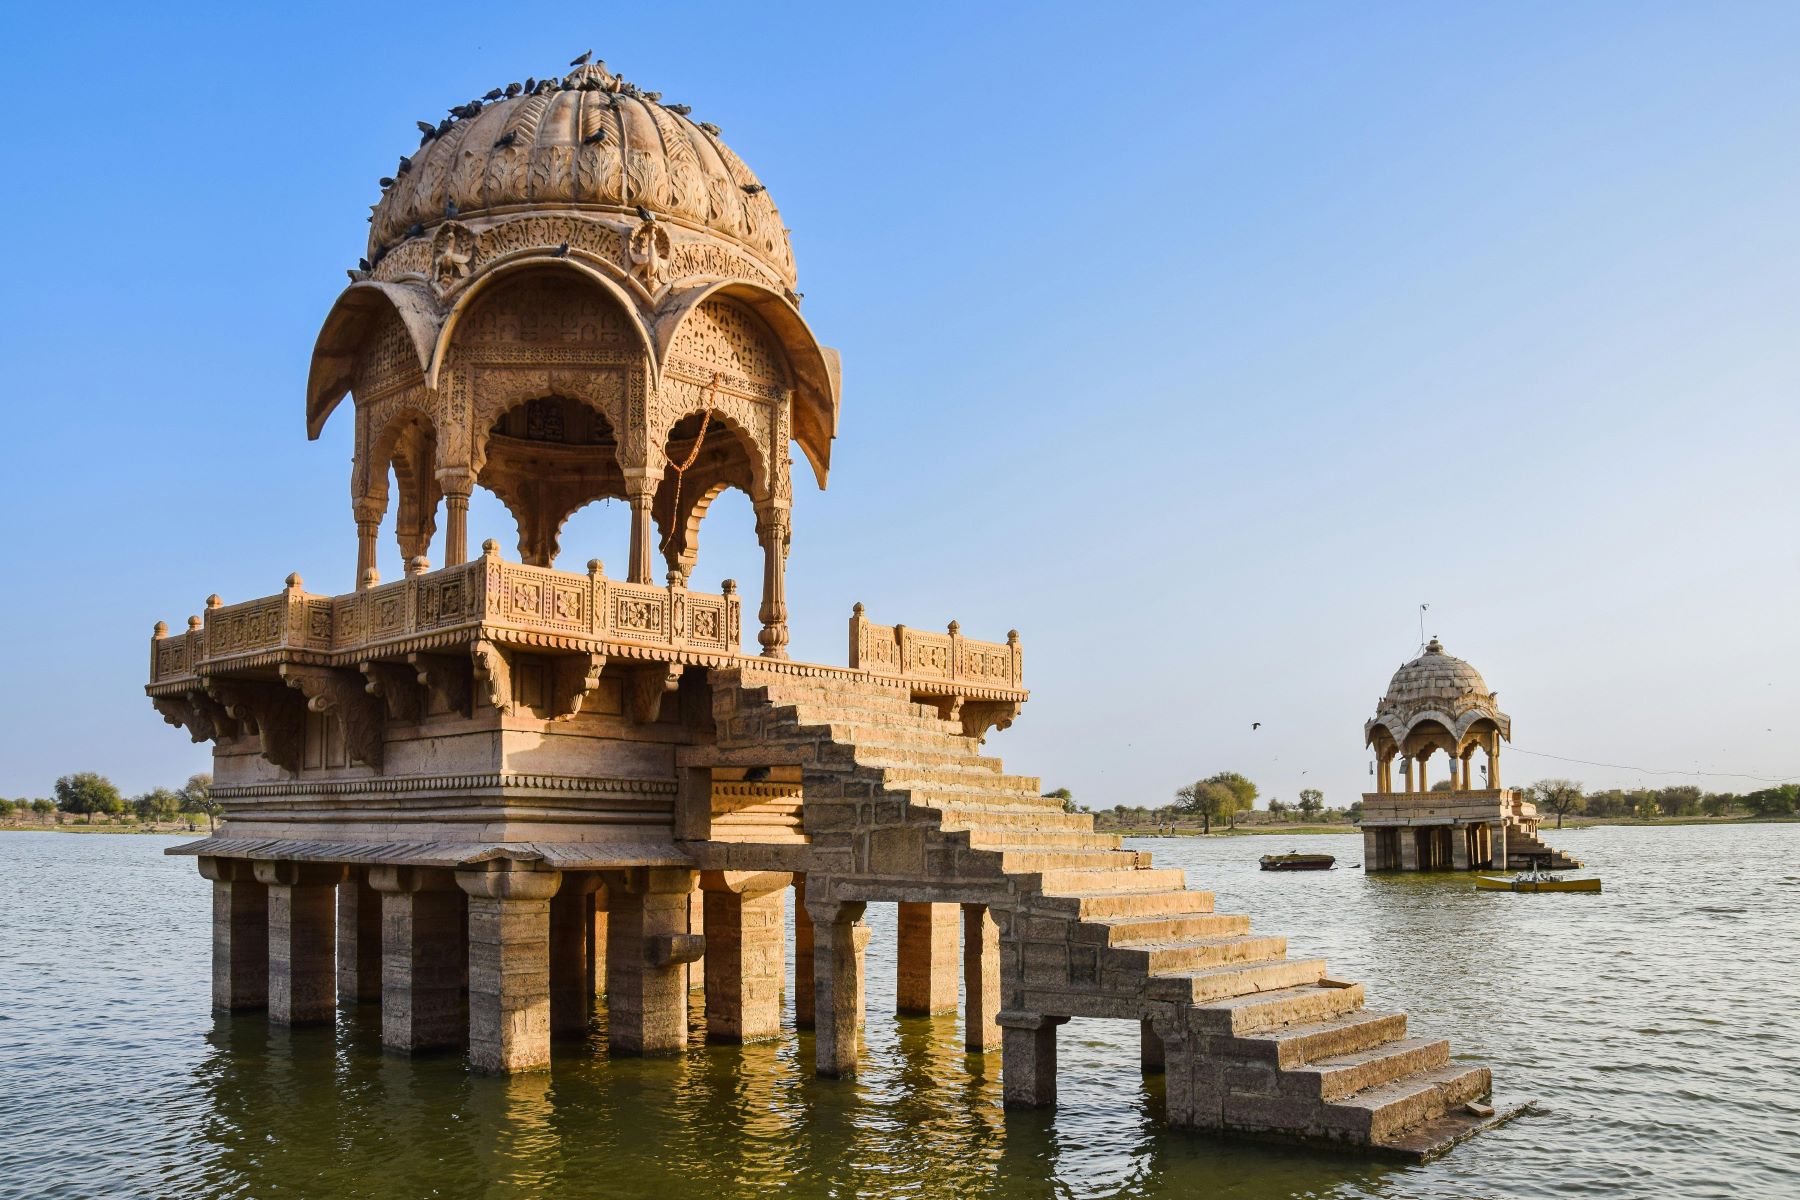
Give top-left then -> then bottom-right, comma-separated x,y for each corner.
659,374 -> 719,555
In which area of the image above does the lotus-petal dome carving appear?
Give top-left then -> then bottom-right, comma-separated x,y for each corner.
368,62 -> 795,287
1365,638 -> 1511,750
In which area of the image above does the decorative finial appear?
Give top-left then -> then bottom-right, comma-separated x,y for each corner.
947,620 -> 960,636
722,579 -> 737,595
153,620 -> 169,638
588,558 -> 605,578
206,594 -> 222,609
407,555 -> 430,577
482,538 -> 500,558
285,572 -> 303,590
188,615 -> 204,631
1007,630 -> 1020,644
361,567 -> 381,589
853,601 -> 865,616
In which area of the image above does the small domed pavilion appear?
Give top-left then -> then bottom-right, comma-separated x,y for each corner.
1360,639 -> 1577,871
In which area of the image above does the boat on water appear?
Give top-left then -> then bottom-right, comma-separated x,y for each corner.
1259,851 -> 1336,871
1475,866 -> 1601,894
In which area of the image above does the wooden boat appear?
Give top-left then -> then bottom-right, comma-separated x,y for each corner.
1259,852 -> 1335,871
1474,872 -> 1601,893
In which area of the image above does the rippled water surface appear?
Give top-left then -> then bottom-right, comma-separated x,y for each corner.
2,825 -> 1797,1199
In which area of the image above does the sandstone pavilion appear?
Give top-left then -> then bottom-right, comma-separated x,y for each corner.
146,58 -> 1516,1158
1360,638 -> 1580,871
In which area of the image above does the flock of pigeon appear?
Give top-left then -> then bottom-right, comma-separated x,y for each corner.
358,52 -> 753,276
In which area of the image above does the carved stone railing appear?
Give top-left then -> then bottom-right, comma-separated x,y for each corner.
846,603 -> 1025,737
149,541 -> 743,688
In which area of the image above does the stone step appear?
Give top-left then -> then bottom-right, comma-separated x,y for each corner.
999,847 -> 1150,874
852,746 -> 1007,773
1100,910 -> 1247,945
879,766 -> 1041,795
964,829 -> 1123,850
1036,866 -> 1188,897
1190,982 -> 1367,1037
1043,889 -> 1217,920
908,791 -> 1074,816
1229,1009 -> 1409,1069
1318,1063 -> 1491,1143
1121,933 -> 1288,975
786,706 -> 967,736
1289,1037 -> 1450,1102
1147,957 -> 1327,1004
926,805 -> 1096,832
813,722 -> 982,756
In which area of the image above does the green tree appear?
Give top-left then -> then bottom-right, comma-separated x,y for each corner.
55,772 -> 124,824
1346,799 -> 1364,822
1429,779 -> 1454,793
181,774 -> 219,832
133,787 -> 184,823
0,798 -> 15,821
1043,786 -> 1080,814
1297,788 -> 1324,820
1201,771 -> 1258,829
30,798 -> 53,822
1175,781 -> 1234,835
1530,778 -> 1586,829
1654,786 -> 1703,817
1268,798 -> 1290,821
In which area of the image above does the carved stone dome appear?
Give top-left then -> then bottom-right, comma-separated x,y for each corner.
368,61 -> 795,286
1381,638 -> 1490,707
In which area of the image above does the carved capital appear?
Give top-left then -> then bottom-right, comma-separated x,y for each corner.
550,652 -> 607,721
470,639 -> 514,714
626,663 -> 683,724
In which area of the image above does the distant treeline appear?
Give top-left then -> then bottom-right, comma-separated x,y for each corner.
1,772 -> 217,828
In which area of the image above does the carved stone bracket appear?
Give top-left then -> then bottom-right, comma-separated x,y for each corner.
206,678 -> 306,775
408,651 -> 471,716
959,700 -> 1021,743
153,689 -> 239,744
626,663 -> 683,724
280,664 -> 387,770
360,660 -> 423,723
470,639 -> 513,714
550,652 -> 607,721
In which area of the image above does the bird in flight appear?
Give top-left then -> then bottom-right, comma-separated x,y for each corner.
1252,722 -> 1262,730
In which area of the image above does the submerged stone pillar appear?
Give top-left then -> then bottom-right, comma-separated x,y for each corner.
962,903 -> 1001,1052
1159,1015 -> 1225,1130
199,857 -> 268,1012
701,871 -> 792,1043
550,872 -> 601,1039
1140,1019 -> 1165,1074
337,866 -> 382,1005
807,895 -> 868,1077
1493,821 -> 1509,869
897,901 -> 960,1015
606,867 -> 700,1055
998,1011 -> 1069,1107
1399,829 -> 1420,871
589,884 -> 609,1001
793,876 -> 815,1028
1451,825 -> 1472,871
255,860 -> 345,1026
1361,828 -> 1382,871
371,865 -> 467,1052
459,862 -> 563,1073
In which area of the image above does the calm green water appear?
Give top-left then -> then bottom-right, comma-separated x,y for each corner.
2,825 -> 1796,1199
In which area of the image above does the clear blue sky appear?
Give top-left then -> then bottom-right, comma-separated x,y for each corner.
3,2 -> 1797,807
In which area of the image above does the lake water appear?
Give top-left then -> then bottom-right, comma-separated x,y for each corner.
1,825 -> 1796,1199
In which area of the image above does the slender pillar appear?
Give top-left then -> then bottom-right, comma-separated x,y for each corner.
1417,755 -> 1428,792
688,885 -> 706,993
588,885 -> 608,1001
1140,1019 -> 1165,1074
355,517 -> 380,589
1489,740 -> 1503,789
606,868 -> 699,1055
337,867 -> 382,1005
459,863 -> 562,1073
1401,757 -> 1414,793
962,904 -> 1001,1052
897,902 -> 960,1016
624,471 -> 657,584
755,507 -> 790,659
371,865 -> 467,1052
438,468 -> 473,567
998,1011 -> 1069,1107
808,895 -> 868,1077
550,873 -> 600,1039
254,861 -> 343,1026
199,857 -> 267,1012
793,876 -> 815,1028
701,871 -> 793,1043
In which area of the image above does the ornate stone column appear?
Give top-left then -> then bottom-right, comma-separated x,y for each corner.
624,469 -> 658,584
437,468 -> 473,566
337,866 -> 382,1005
755,506 -> 790,658
896,901 -> 959,1016
998,1011 -> 1069,1107
198,857 -> 267,1012
354,506 -> 382,590
962,904 -> 1001,1053
371,865 -> 467,1052
1488,738 -> 1503,789
253,860 -> 344,1026
550,872 -> 601,1040
701,871 -> 793,1043
588,884 -> 609,1002
458,862 -> 563,1073
605,867 -> 700,1055
807,895 -> 868,1077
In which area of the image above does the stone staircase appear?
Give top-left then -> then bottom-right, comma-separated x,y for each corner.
712,668 -> 1505,1157
1505,828 -> 1583,870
